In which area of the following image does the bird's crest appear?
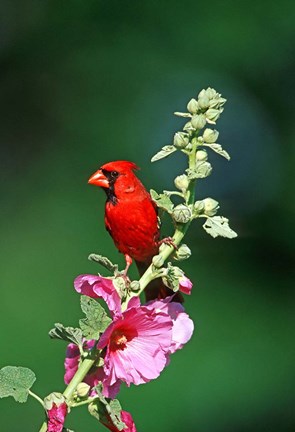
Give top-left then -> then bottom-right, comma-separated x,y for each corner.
100,160 -> 139,172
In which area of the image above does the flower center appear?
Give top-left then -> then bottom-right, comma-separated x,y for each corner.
110,330 -> 128,351
109,326 -> 137,352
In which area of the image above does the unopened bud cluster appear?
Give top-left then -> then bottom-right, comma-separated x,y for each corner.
194,197 -> 219,217
175,87 -> 226,130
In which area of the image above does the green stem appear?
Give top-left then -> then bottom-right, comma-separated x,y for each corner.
28,390 -> 44,407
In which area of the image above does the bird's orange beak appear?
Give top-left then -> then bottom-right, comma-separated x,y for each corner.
88,169 -> 109,188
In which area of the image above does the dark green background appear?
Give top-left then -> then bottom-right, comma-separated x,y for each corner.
1,1 -> 294,431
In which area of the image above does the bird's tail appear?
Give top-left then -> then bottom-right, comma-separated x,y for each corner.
135,259 -> 184,303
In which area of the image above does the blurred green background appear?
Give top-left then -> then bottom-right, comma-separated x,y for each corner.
1,1 -> 294,431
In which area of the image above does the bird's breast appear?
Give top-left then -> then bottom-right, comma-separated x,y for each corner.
105,196 -> 159,262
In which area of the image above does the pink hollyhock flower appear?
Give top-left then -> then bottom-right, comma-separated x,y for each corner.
179,275 -> 193,295
64,341 -> 120,399
101,410 -> 137,432
146,296 -> 194,354
74,274 -> 121,316
98,304 -> 173,386
47,401 -> 67,432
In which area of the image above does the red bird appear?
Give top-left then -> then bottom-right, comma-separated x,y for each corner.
88,160 -> 183,302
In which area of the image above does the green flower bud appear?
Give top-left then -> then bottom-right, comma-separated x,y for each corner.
194,200 -> 205,214
130,280 -> 140,291
152,254 -> 165,268
203,197 -> 220,216
196,150 -> 208,161
76,382 -> 90,398
187,98 -> 199,114
183,121 -> 195,132
205,87 -> 218,99
198,95 -> 210,109
174,244 -> 191,261
172,204 -> 192,223
206,108 -> 221,123
173,132 -> 189,149
203,128 -> 219,143
198,89 -> 206,99
191,114 -> 206,129
174,174 -> 189,192
209,97 -> 226,108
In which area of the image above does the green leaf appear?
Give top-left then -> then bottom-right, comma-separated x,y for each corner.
109,399 -> 126,430
49,323 -> 83,346
0,366 -> 36,403
88,254 -> 118,274
79,296 -> 112,340
150,189 -> 174,213
203,143 -> 230,160
186,161 -> 212,179
202,216 -> 237,239
151,145 -> 177,162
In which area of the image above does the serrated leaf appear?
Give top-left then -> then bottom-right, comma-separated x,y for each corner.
88,254 -> 118,273
186,161 -> 212,179
151,145 -> 177,162
0,366 -> 36,403
80,296 -> 112,340
203,143 -> 230,160
49,323 -> 83,346
150,189 -> 174,213
203,216 -> 237,239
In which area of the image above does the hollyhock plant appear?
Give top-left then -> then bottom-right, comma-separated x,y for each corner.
0,87 -> 237,432
74,274 -> 121,316
98,304 -> 173,386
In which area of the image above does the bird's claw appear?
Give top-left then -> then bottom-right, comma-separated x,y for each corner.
158,236 -> 178,250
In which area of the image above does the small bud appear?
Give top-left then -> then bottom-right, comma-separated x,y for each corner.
187,98 -> 199,114
209,97 -> 227,108
173,132 -> 189,149
198,89 -> 206,99
206,108 -> 221,123
203,128 -> 219,143
203,197 -> 220,216
196,150 -> 208,161
191,114 -> 206,129
183,121 -> 195,132
44,392 -> 66,411
194,200 -> 205,214
174,244 -> 191,261
76,382 -> 90,398
172,204 -> 192,224
174,174 -> 189,192
205,87 -> 218,99
198,95 -> 210,109
130,280 -> 140,291
152,254 -> 165,268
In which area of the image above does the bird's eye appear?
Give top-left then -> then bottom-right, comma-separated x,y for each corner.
111,171 -> 119,178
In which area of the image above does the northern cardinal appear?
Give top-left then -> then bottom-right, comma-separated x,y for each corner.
88,160 -> 183,302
